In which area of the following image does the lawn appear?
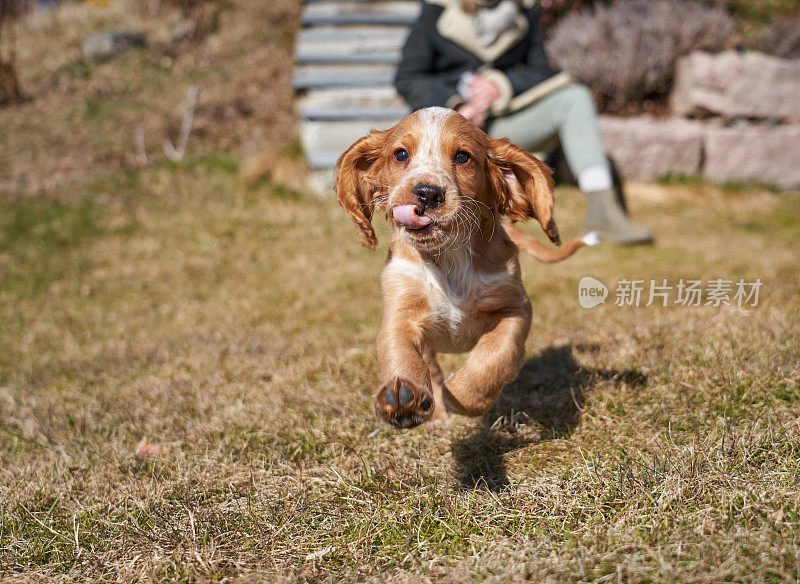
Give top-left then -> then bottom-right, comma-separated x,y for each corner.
1,1 -> 799,582
1,154 -> 798,582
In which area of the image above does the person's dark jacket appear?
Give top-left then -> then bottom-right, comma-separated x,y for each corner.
395,0 -> 569,116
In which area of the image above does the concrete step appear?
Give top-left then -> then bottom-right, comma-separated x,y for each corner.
298,86 -> 409,120
307,151 -> 344,169
298,25 -> 409,43
308,169 -> 335,196
300,106 -> 410,120
293,64 -> 397,89
302,1 -> 421,26
303,0 -> 409,3
296,1 -> 417,173
296,26 -> 406,63
295,49 -> 401,65
301,119 -> 403,168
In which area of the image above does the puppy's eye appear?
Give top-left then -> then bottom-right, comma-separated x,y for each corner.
454,151 -> 470,164
394,149 -> 410,162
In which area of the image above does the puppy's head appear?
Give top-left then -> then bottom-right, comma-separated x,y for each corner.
336,107 -> 559,252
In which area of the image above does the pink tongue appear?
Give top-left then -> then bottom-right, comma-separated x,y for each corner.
392,205 -> 432,228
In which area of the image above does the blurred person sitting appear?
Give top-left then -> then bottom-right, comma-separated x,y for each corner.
395,0 -> 653,245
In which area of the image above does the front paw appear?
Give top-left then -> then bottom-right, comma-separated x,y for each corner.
374,377 -> 435,429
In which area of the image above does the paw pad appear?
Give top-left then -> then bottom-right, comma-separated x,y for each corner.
398,383 -> 413,406
374,377 -> 435,429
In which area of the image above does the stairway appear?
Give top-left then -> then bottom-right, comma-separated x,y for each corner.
295,0 -> 418,191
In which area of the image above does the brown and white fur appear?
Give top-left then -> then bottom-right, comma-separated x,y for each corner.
336,107 -> 596,428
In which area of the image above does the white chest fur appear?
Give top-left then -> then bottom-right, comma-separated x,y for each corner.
383,256 -> 515,352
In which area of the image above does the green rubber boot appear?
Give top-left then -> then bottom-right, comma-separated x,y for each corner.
582,188 -> 654,245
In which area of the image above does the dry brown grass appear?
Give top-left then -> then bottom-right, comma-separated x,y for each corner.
1,161 -> 798,582
546,0 -> 735,112
0,0 -> 297,195
1,1 -> 799,582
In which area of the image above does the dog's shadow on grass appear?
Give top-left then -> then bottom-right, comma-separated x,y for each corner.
450,344 -> 647,492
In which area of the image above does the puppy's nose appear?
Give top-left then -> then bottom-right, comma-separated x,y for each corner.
413,183 -> 445,210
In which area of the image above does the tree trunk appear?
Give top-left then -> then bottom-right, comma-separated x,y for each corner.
0,0 -> 24,106
0,59 -> 22,106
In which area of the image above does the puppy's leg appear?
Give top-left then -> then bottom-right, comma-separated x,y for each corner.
422,347 -> 449,424
373,318 -> 436,429
443,306 -> 532,417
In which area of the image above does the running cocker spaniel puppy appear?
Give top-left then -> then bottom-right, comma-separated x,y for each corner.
336,107 -> 595,428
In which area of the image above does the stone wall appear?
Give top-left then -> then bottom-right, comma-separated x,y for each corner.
598,50 -> 800,190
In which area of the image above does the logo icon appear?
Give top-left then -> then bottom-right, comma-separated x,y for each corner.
578,276 -> 608,308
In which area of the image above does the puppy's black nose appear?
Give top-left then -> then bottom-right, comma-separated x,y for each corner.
413,183 -> 445,210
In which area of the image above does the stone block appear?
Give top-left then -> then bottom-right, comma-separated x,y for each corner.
704,124 -> 800,190
672,50 -> 800,121
598,115 -> 703,181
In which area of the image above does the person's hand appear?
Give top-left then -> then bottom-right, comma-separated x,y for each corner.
456,103 -> 487,128
469,76 -> 501,112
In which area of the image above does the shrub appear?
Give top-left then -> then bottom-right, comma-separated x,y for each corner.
752,15 -> 800,58
163,0 -> 226,43
0,0 -> 23,106
546,0 -> 735,112
538,0 -> 605,28
708,0 -> 800,23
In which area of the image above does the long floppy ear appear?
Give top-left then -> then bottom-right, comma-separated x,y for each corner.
488,137 -> 560,245
335,130 -> 388,250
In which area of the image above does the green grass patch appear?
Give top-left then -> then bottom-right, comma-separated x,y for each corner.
0,197 -> 104,252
